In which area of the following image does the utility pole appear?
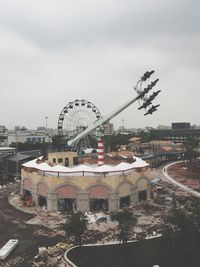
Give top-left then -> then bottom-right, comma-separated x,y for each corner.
16,133 -> 18,180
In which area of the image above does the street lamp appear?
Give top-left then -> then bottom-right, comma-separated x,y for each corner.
15,133 -> 19,181
45,117 -> 48,130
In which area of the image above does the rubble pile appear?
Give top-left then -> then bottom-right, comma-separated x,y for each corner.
84,229 -> 108,244
33,243 -> 72,267
9,193 -> 67,232
27,213 -> 67,231
0,256 -> 26,267
9,194 -> 43,214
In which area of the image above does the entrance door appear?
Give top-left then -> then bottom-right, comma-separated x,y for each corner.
138,190 -> 147,201
57,198 -> 76,212
23,189 -> 33,206
90,198 -> 108,212
38,195 -> 47,208
119,195 -> 130,209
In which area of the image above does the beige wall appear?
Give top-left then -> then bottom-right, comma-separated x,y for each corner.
47,151 -> 78,167
21,168 -> 149,193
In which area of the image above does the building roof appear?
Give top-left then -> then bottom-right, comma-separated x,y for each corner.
160,146 -> 174,152
106,151 -> 134,158
22,156 -> 149,176
150,140 -> 172,145
5,153 -> 34,162
128,137 -> 142,143
20,150 -> 42,157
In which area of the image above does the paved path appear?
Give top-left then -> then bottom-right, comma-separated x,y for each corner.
162,161 -> 200,198
64,234 -> 162,267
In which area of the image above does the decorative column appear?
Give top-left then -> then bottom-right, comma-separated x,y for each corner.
98,139 -> 104,166
77,191 -> 89,212
32,185 -> 38,206
147,182 -> 151,200
108,192 -> 119,212
20,179 -> 24,197
130,186 -> 138,205
47,192 -> 57,212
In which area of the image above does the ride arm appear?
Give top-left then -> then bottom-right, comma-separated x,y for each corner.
67,93 -> 141,146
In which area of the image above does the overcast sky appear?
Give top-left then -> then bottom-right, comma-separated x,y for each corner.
0,0 -> 199,130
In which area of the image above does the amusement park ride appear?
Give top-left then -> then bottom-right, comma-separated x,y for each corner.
57,70 -> 161,151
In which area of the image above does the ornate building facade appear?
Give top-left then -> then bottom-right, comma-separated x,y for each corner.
21,151 -> 152,212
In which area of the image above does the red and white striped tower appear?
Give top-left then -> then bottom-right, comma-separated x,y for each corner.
97,139 -> 104,166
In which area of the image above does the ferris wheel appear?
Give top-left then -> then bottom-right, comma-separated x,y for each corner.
58,99 -> 102,150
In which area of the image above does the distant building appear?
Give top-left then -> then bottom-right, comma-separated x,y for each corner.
0,134 -> 7,146
128,137 -> 185,167
0,147 -> 16,156
36,127 -> 46,131
0,147 -> 16,183
172,122 -> 190,130
157,124 -> 170,130
5,132 -> 51,146
150,122 -> 200,142
0,147 -> 40,183
0,126 -> 7,133
4,153 -> 36,182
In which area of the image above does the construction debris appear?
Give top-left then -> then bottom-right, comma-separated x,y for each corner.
33,243 -> 72,267
1,161 -> 199,266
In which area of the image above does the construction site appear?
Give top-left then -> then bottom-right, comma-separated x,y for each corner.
0,159 -> 200,267
0,72 -> 199,266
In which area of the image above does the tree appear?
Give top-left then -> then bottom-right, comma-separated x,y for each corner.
51,134 -> 63,150
102,134 -> 134,152
138,131 -> 155,142
62,211 -> 88,246
161,198 -> 200,253
111,209 -> 137,244
184,138 -> 199,170
163,207 -> 194,234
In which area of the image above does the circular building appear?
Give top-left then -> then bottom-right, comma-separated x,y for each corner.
21,151 -> 152,213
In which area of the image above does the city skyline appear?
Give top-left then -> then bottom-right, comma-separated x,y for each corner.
0,0 -> 199,129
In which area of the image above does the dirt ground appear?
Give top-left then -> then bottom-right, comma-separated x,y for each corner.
168,162 -> 200,190
0,198 -> 67,267
0,185 -> 66,267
